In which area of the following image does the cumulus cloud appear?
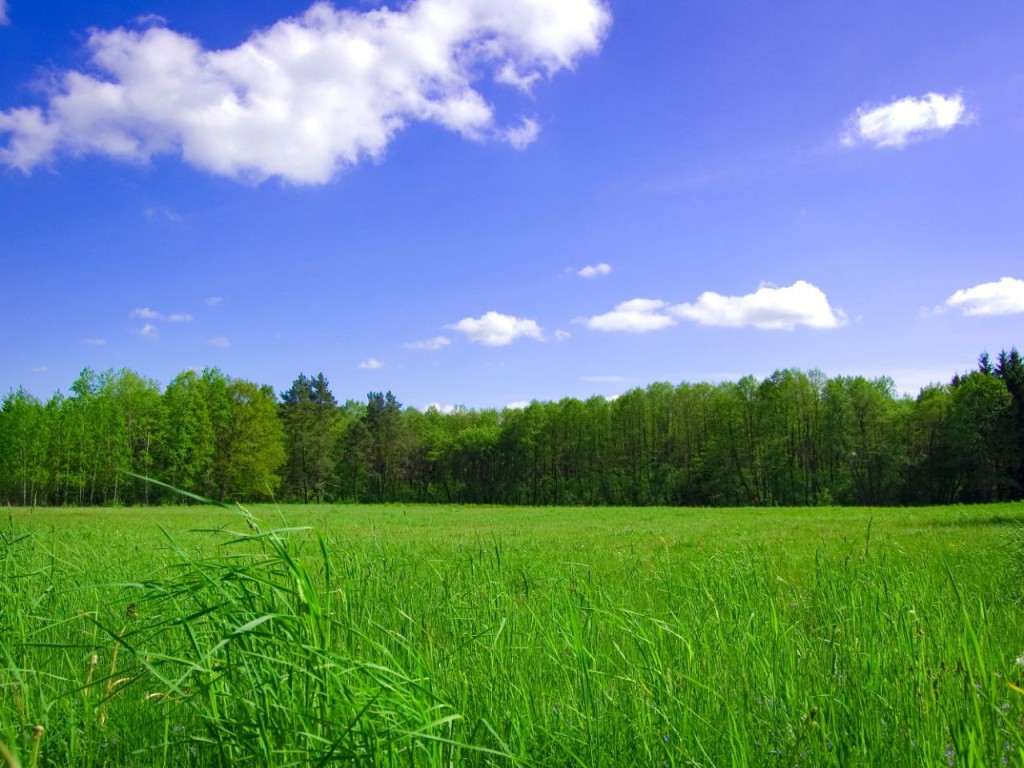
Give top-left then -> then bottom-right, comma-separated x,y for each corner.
578,262 -> 611,278
583,298 -> 676,333
134,14 -> 167,28
0,0 -> 610,183
505,117 -> 540,150
671,281 -> 846,330
405,335 -> 451,351
131,307 -> 161,320
208,335 -> 231,348
553,329 -> 571,341
424,402 -> 458,414
83,338 -> 107,346
943,277 -> 1024,316
841,92 -> 969,148
359,357 -> 384,369
446,310 -> 544,346
505,400 -> 529,410
167,313 -> 193,323
135,323 -> 159,339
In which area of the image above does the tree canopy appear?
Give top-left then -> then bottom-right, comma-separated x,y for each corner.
2,351 -> 1022,507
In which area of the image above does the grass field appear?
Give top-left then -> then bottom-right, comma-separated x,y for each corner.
2,503 -> 1024,766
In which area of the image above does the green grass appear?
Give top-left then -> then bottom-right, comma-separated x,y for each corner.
2,503 -> 1024,766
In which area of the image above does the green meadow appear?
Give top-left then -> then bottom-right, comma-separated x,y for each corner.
2,503 -> 1024,766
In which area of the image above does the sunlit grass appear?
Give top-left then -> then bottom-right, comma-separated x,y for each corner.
2,504 -> 1023,766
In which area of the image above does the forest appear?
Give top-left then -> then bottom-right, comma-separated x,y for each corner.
1,349 -> 1021,508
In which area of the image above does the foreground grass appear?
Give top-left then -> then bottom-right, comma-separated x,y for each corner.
2,503 -> 1023,766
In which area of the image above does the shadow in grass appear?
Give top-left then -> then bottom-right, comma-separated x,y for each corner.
927,514 -> 1024,529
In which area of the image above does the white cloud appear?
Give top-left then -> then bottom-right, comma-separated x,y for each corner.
553,329 -> 571,341
135,323 -> 159,339
446,310 -> 544,346
841,92 -> 969,148
205,296 -> 223,306
505,400 -> 529,410
405,335 -> 451,351
83,338 -> 107,346
495,63 -> 540,93
0,1 -> 8,25
583,298 -> 676,333
144,205 -> 181,222
578,262 -> 611,278
134,14 -> 167,28
208,335 -> 230,348
425,402 -> 458,414
0,0 -> 610,183
505,117 -> 540,150
30,366 -> 48,373
359,357 -> 384,369
944,277 -> 1024,316
131,307 -> 194,323
671,280 -> 846,330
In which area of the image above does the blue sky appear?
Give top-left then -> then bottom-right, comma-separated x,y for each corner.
2,0 -> 1023,410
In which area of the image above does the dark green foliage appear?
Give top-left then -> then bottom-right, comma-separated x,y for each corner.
279,373 -> 339,503
2,348 -> 1023,506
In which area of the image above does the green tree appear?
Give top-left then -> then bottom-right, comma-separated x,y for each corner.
280,373 -> 340,503
103,369 -> 163,504
947,371 -> 1013,502
994,348 -> 1024,498
200,369 -> 285,501
0,388 -> 49,506
361,391 -> 404,502
157,370 -> 215,499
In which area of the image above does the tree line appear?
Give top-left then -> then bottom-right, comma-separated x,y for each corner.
1,350 -> 1022,507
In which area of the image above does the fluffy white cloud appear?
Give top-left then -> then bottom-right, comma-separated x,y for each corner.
83,338 -> 107,346
424,402 -> 458,414
135,323 -> 159,339
671,280 -> 846,330
841,93 -> 969,148
405,335 -> 451,351
446,310 -> 543,346
505,117 -> 540,150
205,296 -> 223,306
167,313 -> 193,323
208,335 -> 231,348
553,329 -> 571,341
359,358 -> 384,369
131,307 -> 161,319
505,400 -> 530,410
0,1 -> 9,25
583,298 -> 676,333
578,262 -> 611,278
944,277 -> 1024,316
0,0 -> 610,183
